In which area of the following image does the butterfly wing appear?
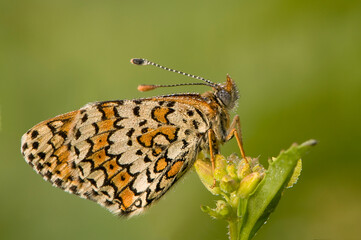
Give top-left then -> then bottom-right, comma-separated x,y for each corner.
21,98 -> 210,216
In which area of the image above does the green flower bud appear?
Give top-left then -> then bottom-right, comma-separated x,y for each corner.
216,200 -> 230,217
252,165 -> 266,176
237,172 -> 263,199
214,168 -> 228,181
214,155 -> 228,181
215,154 -> 227,169
201,205 -> 220,219
220,175 -> 237,193
226,163 -> 238,180
237,159 -> 251,180
229,191 -> 240,209
200,200 -> 230,219
194,159 -> 212,183
194,159 -> 220,195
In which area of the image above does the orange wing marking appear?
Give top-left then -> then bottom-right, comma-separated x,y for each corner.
54,145 -> 71,163
152,106 -> 174,124
102,106 -> 115,119
112,170 -> 133,192
97,119 -> 117,134
137,126 -> 179,147
90,132 -> 110,152
102,157 -> 120,179
89,148 -> 110,168
155,157 -> 168,172
167,161 -> 184,178
119,187 -> 135,210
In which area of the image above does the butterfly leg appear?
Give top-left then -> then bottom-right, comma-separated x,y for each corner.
207,129 -> 217,188
226,115 -> 247,163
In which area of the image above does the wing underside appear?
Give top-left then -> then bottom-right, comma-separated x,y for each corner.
21,99 -> 210,216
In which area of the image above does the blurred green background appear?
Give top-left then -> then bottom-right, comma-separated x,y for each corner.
1,0 -> 360,239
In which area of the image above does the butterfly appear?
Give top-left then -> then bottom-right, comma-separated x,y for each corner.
20,58 -> 246,217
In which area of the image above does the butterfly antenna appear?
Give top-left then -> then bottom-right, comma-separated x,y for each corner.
131,58 -> 218,90
137,83 -> 214,92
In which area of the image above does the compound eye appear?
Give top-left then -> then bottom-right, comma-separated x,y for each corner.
217,90 -> 231,107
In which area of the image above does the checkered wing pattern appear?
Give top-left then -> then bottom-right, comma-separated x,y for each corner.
21,98 -> 210,216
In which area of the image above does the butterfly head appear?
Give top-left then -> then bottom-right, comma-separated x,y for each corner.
214,74 -> 239,110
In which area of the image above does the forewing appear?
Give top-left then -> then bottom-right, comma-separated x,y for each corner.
21,99 -> 209,216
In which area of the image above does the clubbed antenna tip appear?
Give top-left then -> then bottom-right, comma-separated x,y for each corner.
131,58 -> 148,66
137,84 -> 157,92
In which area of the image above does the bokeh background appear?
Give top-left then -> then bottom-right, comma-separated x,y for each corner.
1,0 -> 360,239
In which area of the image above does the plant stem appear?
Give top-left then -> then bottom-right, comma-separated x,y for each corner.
228,218 -> 239,240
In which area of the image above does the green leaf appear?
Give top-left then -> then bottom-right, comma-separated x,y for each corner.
239,139 -> 317,240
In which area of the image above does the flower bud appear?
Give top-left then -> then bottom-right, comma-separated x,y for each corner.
216,200 -> 230,217
237,172 -> 263,199
226,163 -> 238,180
200,200 -> 230,219
215,154 -> 227,169
237,159 -> 251,180
229,192 -> 240,209
220,175 -> 237,193
194,159 -> 220,195
214,155 -> 228,181
252,165 -> 265,176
